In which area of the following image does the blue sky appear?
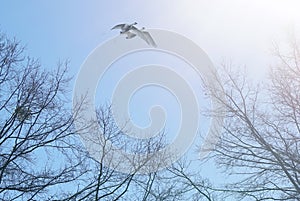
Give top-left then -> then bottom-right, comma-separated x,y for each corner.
1,0 -> 300,181
1,0 -> 300,77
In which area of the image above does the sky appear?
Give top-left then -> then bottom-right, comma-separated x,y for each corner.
1,0 -> 300,182
1,0 -> 300,77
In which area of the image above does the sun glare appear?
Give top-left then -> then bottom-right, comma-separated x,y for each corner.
256,0 -> 300,18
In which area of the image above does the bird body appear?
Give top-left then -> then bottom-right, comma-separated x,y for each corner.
124,31 -> 136,39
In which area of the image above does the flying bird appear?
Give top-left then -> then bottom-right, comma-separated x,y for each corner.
111,22 -> 157,47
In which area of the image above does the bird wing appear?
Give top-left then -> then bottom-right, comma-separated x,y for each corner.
131,29 -> 157,47
141,31 -> 157,47
111,24 -> 125,30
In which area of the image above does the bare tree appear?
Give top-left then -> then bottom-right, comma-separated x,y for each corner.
0,31 -> 218,201
0,32 -> 88,200
202,41 -> 300,200
61,105 -> 174,201
62,105 -> 215,201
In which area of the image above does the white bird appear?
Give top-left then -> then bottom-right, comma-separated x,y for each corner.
111,23 -> 157,47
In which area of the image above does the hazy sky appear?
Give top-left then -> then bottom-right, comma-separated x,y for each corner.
1,0 -> 300,178
1,0 -> 300,77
